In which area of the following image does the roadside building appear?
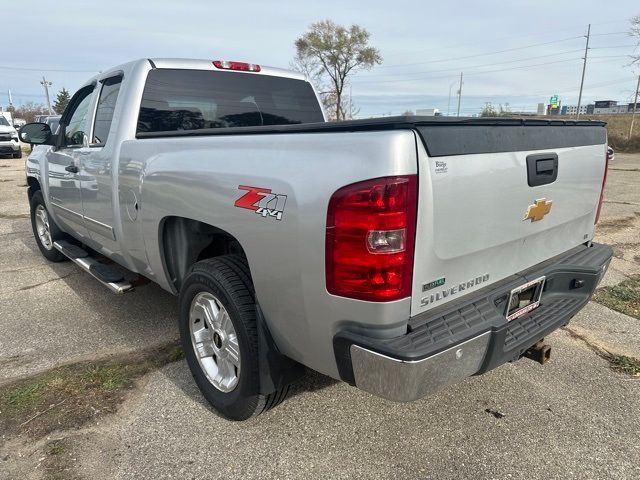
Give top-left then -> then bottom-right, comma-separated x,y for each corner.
561,105 -> 588,116
593,100 -> 628,114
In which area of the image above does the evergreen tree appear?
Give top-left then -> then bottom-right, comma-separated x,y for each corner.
53,88 -> 71,114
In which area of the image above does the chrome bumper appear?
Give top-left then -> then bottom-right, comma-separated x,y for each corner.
350,333 -> 491,402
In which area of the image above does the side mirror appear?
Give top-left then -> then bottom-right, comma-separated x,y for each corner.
19,122 -> 53,145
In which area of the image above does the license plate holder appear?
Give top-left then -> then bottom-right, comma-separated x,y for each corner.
506,276 -> 545,321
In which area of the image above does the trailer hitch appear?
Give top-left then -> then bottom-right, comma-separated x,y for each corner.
524,340 -> 551,365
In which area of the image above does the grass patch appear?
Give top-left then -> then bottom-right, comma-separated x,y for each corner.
48,441 -> 65,455
581,114 -> 640,153
4,381 -> 45,412
167,345 -> 185,362
0,341 -> 182,438
593,275 -> 640,319
609,355 -> 640,376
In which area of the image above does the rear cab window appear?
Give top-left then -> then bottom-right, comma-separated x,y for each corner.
137,69 -> 323,134
92,76 -> 122,145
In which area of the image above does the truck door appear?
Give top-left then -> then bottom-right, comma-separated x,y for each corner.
46,85 -> 95,239
79,75 -> 123,252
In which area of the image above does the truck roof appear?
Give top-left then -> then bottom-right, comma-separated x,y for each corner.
149,58 -> 307,81
86,58 -> 308,86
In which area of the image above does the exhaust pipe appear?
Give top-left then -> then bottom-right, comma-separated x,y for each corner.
524,340 -> 551,365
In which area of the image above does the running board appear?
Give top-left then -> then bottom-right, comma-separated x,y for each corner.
53,240 -> 134,294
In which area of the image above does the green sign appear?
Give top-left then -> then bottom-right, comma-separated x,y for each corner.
550,95 -> 559,106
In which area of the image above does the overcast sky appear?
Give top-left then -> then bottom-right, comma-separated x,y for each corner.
3,0 -> 639,116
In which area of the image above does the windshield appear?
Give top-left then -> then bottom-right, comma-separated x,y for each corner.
137,69 -> 324,134
0,117 -> 9,127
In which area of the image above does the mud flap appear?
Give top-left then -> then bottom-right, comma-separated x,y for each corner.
256,305 -> 305,395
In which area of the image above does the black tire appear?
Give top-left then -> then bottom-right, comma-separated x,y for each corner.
179,255 -> 289,420
13,150 -> 22,159
29,190 -> 68,262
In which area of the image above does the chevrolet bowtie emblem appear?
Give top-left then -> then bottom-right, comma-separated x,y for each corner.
524,198 -> 552,222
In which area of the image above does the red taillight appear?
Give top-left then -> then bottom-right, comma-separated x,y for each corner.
212,60 -> 261,72
326,176 -> 418,302
594,149 -> 610,224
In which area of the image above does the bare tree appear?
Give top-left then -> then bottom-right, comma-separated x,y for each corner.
631,15 -> 640,65
289,55 -> 335,116
12,102 -> 48,123
294,20 -> 382,121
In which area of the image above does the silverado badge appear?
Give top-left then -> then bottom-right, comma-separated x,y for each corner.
523,198 -> 552,222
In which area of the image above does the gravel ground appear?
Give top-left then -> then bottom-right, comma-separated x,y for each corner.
0,152 -> 638,479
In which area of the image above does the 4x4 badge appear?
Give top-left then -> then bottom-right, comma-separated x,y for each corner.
234,185 -> 287,221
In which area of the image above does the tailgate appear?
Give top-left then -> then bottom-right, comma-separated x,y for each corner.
410,122 -> 607,315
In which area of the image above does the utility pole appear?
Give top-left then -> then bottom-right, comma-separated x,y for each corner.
576,24 -> 591,119
447,80 -> 457,116
629,74 -> 640,140
456,72 -> 463,117
40,76 -> 53,115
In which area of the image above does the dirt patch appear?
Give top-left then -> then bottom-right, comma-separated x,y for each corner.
595,214 -> 640,234
41,437 -> 80,480
0,213 -> 29,219
593,275 -> 640,319
0,343 -> 184,440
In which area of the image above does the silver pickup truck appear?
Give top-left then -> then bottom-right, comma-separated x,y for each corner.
21,58 -> 612,420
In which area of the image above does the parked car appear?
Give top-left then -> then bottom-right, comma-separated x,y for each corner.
21,58 -> 612,420
0,115 -> 22,158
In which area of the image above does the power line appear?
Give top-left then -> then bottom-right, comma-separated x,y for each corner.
355,49 -> 585,81
376,35 -> 584,69
353,58 -> 584,85
352,54 -> 629,92
0,64 -> 98,73
590,31 -> 630,36
590,45 -> 639,49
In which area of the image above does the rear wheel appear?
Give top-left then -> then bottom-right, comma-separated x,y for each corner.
29,190 -> 68,262
179,255 -> 289,420
13,150 -> 22,159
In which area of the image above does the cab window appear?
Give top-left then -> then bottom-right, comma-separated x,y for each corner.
92,76 -> 122,145
64,87 -> 94,146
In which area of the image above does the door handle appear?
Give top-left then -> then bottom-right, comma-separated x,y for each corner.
65,165 -> 79,174
526,153 -> 558,187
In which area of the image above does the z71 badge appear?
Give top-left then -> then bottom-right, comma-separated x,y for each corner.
234,185 -> 287,221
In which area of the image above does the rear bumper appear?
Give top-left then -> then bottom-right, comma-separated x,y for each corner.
334,242 -> 612,402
